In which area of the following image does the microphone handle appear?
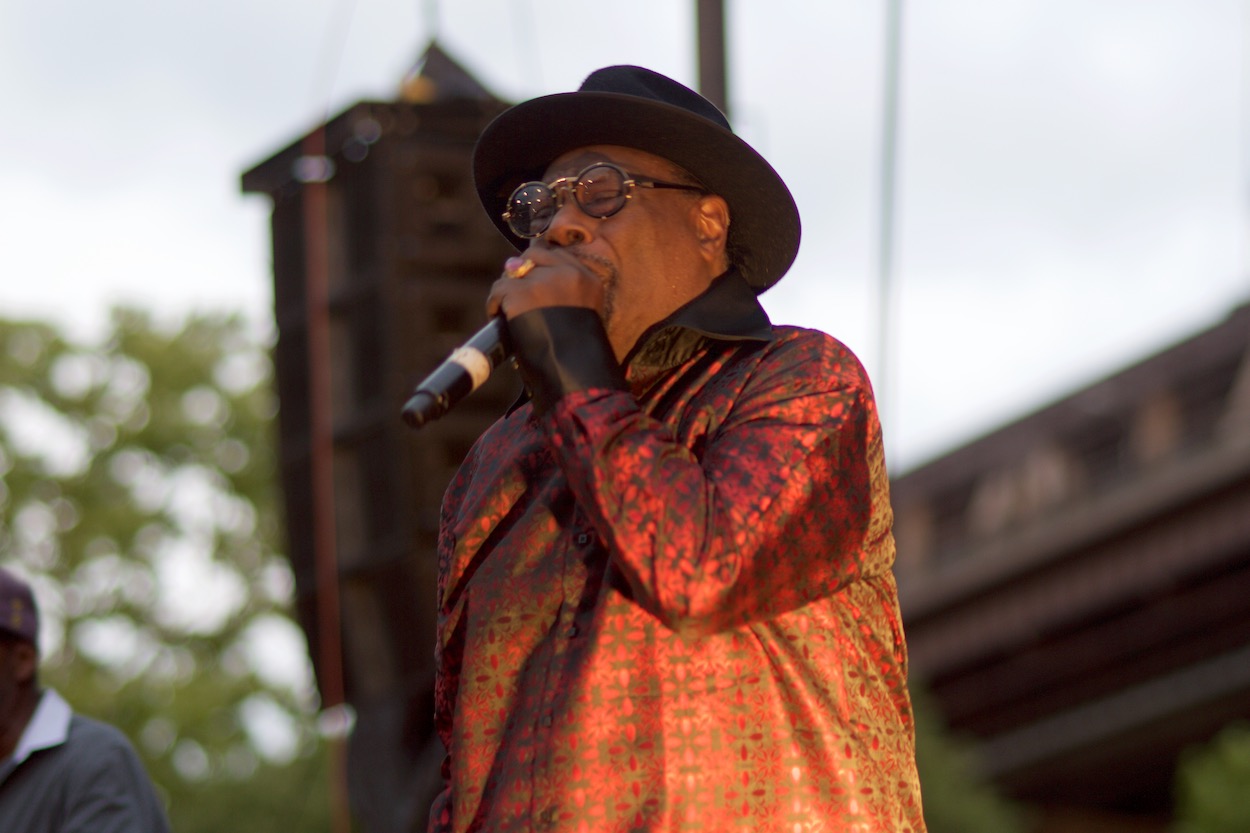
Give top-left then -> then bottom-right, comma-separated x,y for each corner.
402,317 -> 509,429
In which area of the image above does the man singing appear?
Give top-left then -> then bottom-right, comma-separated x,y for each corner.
428,65 -> 925,832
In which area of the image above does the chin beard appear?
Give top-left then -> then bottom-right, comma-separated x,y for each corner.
573,252 -> 617,327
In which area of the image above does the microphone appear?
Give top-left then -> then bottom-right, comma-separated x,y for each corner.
402,317 -> 509,429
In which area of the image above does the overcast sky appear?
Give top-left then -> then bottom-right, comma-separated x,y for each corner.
3,0 -> 1248,471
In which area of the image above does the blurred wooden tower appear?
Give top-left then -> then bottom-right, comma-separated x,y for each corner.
893,301 -> 1250,832
241,43 -> 516,832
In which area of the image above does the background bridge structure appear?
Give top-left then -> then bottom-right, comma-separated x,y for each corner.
892,300 -> 1250,831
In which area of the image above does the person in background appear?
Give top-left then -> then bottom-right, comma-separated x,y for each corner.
0,566 -> 171,832
427,65 -> 926,832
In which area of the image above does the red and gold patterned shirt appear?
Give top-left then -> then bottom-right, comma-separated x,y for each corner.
430,274 -> 925,832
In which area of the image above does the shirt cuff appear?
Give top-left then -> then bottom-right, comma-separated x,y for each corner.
506,307 -> 628,414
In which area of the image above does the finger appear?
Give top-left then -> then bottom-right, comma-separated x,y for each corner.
485,278 -> 508,318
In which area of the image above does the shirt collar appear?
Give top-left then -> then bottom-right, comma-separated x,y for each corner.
646,267 -> 773,343
0,688 -> 72,785
624,267 -> 774,369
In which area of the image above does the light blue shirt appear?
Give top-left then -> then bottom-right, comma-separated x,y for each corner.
0,687 -> 72,785
0,688 -> 170,833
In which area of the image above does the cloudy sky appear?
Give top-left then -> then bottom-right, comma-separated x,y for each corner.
3,0 -> 1248,471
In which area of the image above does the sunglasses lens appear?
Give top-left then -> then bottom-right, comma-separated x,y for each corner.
506,183 -> 557,237
575,165 -> 628,218
503,165 -> 632,237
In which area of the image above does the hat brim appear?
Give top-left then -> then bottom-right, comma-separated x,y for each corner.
473,91 -> 801,293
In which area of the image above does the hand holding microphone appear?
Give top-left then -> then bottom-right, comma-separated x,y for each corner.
401,256 -> 536,429
404,252 -> 610,428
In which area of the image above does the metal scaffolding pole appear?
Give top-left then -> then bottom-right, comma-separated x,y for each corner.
697,0 -> 728,116
877,0 -> 905,459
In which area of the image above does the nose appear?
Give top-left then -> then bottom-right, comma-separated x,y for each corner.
538,195 -> 593,248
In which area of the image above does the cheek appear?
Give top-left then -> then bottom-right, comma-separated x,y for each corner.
602,205 -> 702,303
629,210 -> 698,269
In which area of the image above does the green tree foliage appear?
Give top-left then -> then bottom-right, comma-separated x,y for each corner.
1173,722 -> 1250,833
911,682 -> 1031,833
0,309 -> 331,832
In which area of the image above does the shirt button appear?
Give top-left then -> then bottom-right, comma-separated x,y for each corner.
567,624 -> 579,638
574,531 -> 592,546
540,714 -> 553,727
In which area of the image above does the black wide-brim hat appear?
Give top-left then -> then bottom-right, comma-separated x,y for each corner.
473,65 -> 801,294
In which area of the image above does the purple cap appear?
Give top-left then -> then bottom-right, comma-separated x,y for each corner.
0,568 -> 38,644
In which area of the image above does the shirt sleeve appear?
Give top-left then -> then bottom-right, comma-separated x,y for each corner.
542,330 -> 891,637
505,306 -> 628,415
428,437 -> 481,833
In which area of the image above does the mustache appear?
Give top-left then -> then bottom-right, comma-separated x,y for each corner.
570,250 -> 615,280
570,250 -> 617,322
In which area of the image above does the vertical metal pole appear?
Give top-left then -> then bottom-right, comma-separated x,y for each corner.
301,125 -> 352,833
697,0 -> 729,117
877,0 -> 904,461
423,0 -> 439,41
1242,0 -> 1250,281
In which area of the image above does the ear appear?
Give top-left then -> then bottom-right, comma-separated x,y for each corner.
692,194 -> 730,268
